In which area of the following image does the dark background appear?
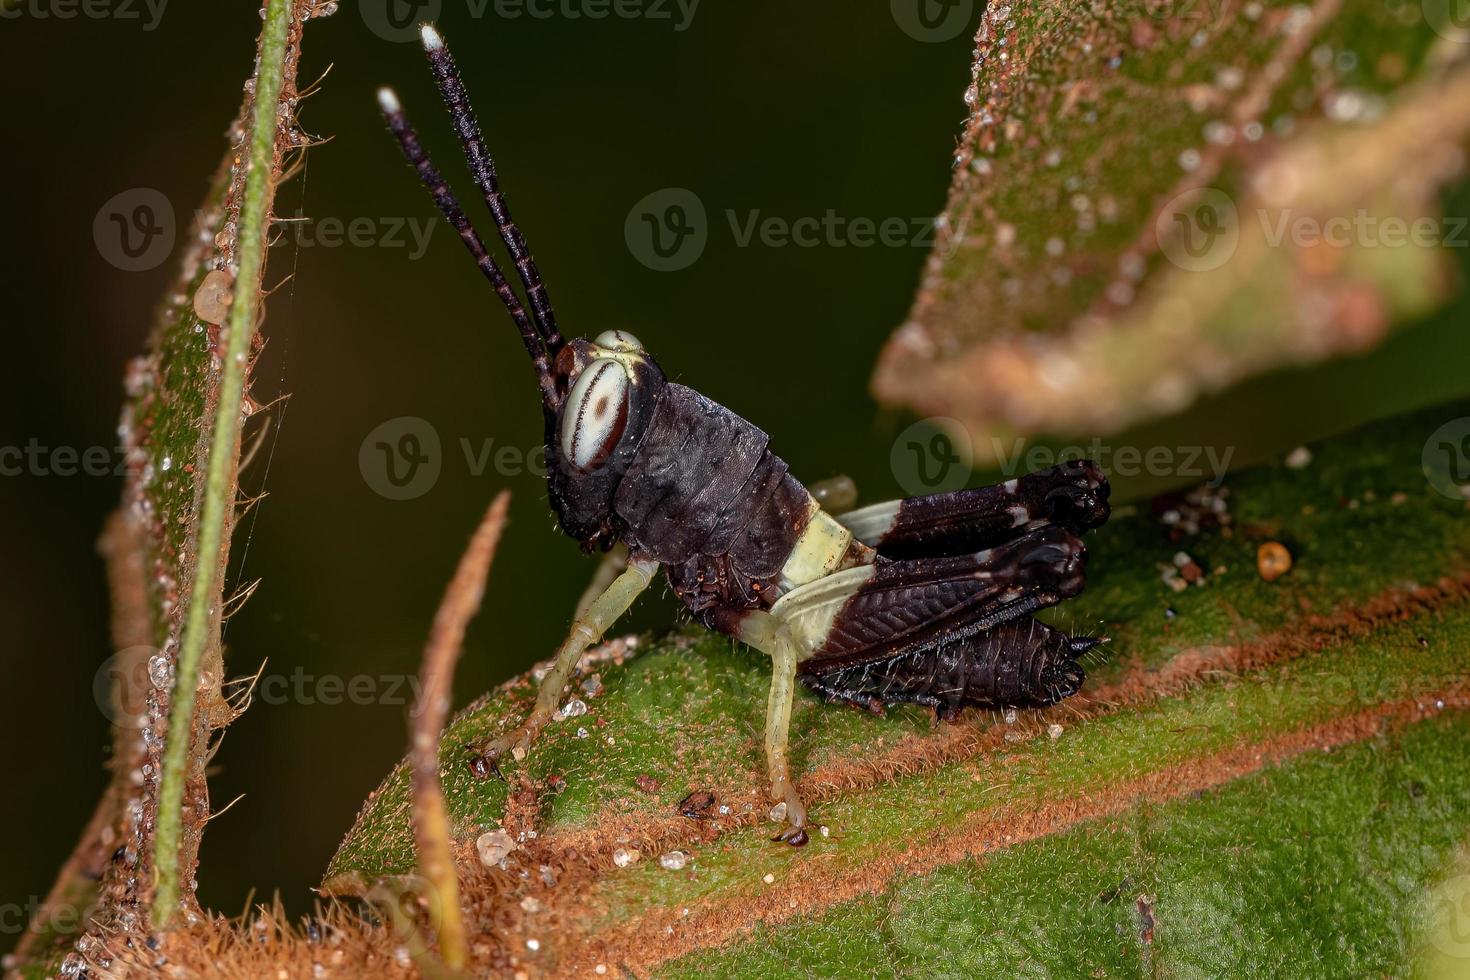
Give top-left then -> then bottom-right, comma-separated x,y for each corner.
2,0 -> 1468,945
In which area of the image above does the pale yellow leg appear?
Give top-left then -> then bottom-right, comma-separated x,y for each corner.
575,542 -> 629,619
479,557 -> 657,769
736,612 -> 811,845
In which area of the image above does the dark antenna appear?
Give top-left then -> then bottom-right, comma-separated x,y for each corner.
377,86 -> 560,408
419,24 -> 564,353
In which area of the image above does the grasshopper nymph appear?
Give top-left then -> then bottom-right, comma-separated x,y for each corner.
379,25 -> 1110,846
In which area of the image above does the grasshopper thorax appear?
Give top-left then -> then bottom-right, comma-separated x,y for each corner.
547,331 -> 667,551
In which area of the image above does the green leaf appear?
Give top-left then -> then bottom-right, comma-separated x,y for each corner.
325,397 -> 1470,976
871,0 -> 1470,452
663,714 -> 1470,979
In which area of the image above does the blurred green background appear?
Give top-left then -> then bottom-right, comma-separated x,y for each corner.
2,0 -> 1468,945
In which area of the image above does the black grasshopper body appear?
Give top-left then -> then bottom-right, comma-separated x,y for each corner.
381,26 -> 1111,845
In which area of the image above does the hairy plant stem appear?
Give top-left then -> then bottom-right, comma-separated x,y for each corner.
151,0 -> 294,929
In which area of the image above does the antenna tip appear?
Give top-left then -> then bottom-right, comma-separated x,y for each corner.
420,22 -> 444,51
376,87 -> 401,115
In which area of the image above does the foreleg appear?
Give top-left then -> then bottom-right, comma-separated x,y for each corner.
474,556 -> 658,774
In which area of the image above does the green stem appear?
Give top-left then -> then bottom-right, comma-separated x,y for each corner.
151,0 -> 293,929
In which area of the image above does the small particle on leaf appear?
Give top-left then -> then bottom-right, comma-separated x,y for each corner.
475,829 -> 516,867
659,850 -> 688,871
612,847 -> 640,868
580,673 -> 603,696
762,873 -> 775,884
768,801 -> 787,823
678,790 -> 717,819
525,939 -> 540,952
819,825 -> 830,838
1048,723 -> 1064,739
634,774 -> 662,795
561,697 -> 588,718
1257,541 -> 1292,581
1284,446 -> 1312,469
192,269 -> 235,325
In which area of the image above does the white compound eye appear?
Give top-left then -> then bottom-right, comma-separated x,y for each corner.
592,329 -> 643,352
560,360 -> 631,471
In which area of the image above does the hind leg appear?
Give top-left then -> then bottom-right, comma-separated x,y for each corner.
731,611 -> 811,846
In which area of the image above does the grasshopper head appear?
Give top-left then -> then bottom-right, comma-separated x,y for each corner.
546,330 -> 667,550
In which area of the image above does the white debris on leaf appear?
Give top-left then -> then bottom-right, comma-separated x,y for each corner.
1285,446 -> 1312,469
659,851 -> 688,871
475,829 -> 516,867
612,847 -> 641,868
